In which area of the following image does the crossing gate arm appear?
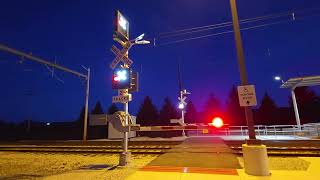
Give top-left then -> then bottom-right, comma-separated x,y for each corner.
137,125 -> 225,131
107,111 -> 228,132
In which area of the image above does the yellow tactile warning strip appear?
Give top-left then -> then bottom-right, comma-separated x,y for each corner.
140,166 -> 238,175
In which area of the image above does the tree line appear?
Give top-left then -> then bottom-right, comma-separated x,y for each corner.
1,85 -> 319,140
134,85 -> 320,129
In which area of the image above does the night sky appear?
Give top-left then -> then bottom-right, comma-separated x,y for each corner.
1,0 -> 320,122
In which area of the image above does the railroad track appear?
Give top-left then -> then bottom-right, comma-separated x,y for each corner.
1,144 -> 320,156
230,146 -> 320,157
0,145 -> 172,154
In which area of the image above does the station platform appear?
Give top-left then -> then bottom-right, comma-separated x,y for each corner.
127,159 -> 320,180
127,137 -> 320,180
40,136 -> 320,179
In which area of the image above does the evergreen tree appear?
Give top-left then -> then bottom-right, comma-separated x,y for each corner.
159,97 -> 179,125
203,93 -> 222,123
289,87 -> 316,106
136,96 -> 158,137
136,96 -> 158,126
107,104 -> 119,115
159,97 -> 180,137
258,92 -> 278,125
89,101 -> 106,139
185,100 -> 197,124
91,101 -> 104,114
289,87 -> 319,124
75,106 -> 85,139
226,85 -> 246,125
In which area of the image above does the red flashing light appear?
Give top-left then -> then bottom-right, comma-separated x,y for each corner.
113,76 -> 119,81
211,117 -> 224,128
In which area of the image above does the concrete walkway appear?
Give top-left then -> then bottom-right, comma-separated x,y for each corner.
147,137 -> 241,169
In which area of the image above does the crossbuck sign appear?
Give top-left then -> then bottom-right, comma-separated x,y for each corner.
110,44 -> 133,69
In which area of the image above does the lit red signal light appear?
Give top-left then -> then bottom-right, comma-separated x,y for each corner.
210,117 -> 224,128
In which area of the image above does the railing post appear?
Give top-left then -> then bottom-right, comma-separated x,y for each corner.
265,126 -> 268,135
241,126 -> 243,136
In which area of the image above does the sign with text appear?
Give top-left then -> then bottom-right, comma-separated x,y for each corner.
118,89 -> 128,96
112,94 -> 132,103
237,85 -> 257,107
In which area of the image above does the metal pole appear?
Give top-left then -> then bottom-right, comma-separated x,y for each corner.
0,44 -> 87,78
230,0 -> 257,141
291,88 -> 302,131
83,68 -> 90,141
181,109 -> 186,137
180,91 -> 186,137
124,101 -> 129,152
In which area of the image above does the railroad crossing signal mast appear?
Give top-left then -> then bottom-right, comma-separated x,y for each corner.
110,10 -> 150,166
178,89 -> 190,137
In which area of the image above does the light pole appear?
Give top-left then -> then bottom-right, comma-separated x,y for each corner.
230,0 -> 269,176
229,0 -> 257,143
82,67 -> 91,141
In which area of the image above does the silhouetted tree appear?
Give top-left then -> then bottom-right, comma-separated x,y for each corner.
289,87 -> 318,124
89,101 -> 106,139
136,96 -> 158,137
159,97 -> 179,125
185,100 -> 197,124
107,104 -> 119,115
137,96 -> 158,126
203,93 -> 222,123
159,97 -> 180,137
258,92 -> 278,125
226,85 -> 246,125
75,106 -> 85,139
91,101 -> 104,114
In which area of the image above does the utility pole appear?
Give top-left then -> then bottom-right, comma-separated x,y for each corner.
0,44 -> 90,142
229,0 -> 269,176
229,0 -> 257,142
83,68 -> 91,141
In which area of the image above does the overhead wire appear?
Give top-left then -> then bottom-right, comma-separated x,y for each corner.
156,11 -> 320,46
157,7 -> 320,38
157,19 -> 294,46
155,7 -> 320,46
158,11 -> 291,38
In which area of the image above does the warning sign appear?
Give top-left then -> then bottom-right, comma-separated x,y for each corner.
237,85 -> 257,107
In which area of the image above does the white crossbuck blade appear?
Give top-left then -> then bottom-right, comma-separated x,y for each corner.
110,45 -> 133,69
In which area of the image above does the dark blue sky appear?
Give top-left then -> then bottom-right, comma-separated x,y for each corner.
1,0 -> 320,122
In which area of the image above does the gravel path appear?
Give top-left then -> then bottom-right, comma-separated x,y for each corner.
0,152 -> 158,180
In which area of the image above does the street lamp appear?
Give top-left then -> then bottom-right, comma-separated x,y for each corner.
274,75 -> 284,83
132,34 -> 151,45
230,0 -> 269,176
